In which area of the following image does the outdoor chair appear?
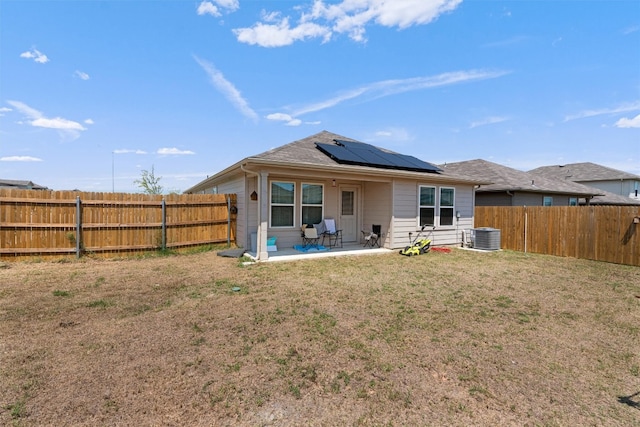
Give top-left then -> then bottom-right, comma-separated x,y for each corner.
301,225 -> 320,248
361,224 -> 382,248
319,218 -> 342,249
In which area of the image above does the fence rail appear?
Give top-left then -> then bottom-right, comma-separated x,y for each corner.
0,189 -> 236,260
474,206 -> 640,266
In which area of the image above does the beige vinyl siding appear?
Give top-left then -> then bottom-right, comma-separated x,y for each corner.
215,176 -> 248,249
391,179 -> 419,249
445,185 -> 474,246
391,180 -> 475,248
262,177 -> 338,250
362,181 -> 392,247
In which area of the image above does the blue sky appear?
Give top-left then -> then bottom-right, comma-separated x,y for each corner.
1,0 -> 639,192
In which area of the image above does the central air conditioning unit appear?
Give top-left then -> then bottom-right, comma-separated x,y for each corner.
473,227 -> 501,251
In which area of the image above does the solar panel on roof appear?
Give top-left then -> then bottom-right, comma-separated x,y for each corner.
349,146 -> 394,166
315,140 -> 441,173
316,143 -> 365,163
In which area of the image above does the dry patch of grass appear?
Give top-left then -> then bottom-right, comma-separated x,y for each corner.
1,249 -> 639,426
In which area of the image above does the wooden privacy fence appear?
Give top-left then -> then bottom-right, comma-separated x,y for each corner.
0,189 -> 236,260
475,206 -> 640,266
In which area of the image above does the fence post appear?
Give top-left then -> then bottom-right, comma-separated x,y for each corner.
524,206 -> 527,254
161,198 -> 166,251
227,195 -> 231,247
76,196 -> 82,259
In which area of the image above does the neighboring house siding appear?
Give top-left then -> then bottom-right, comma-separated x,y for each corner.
580,179 -> 640,197
512,193 -> 573,206
478,191 -> 586,206
513,193 -> 548,206
476,193 -> 513,206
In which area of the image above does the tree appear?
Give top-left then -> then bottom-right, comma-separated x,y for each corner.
134,165 -> 163,194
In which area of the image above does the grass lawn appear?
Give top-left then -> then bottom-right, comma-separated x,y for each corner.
1,248 -> 639,426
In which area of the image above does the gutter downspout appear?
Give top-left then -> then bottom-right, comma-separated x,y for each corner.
240,163 -> 265,261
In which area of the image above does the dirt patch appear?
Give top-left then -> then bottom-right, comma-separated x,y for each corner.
1,249 -> 639,426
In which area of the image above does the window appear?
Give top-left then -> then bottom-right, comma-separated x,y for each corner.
569,197 -> 577,206
270,181 -> 295,227
419,186 -> 435,226
419,186 -> 456,227
341,190 -> 354,216
543,196 -> 553,206
302,183 -> 323,226
440,187 -> 455,226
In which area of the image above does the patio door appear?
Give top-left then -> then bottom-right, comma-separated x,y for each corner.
339,186 -> 358,243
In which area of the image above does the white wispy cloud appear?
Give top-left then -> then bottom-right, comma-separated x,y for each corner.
470,116 -> 510,128
197,0 -> 239,17
84,118 -> 94,125
74,70 -> 90,80
0,107 -> 11,116
0,156 -> 43,162
157,148 -> 196,155
31,117 -> 86,131
6,100 -> 87,138
265,113 -> 302,126
265,69 -> 507,127
564,101 -> 640,122
114,149 -> 147,154
233,0 -> 462,47
193,55 -> 259,121
615,114 -> 640,128
287,69 -> 509,118
20,47 -> 49,63
234,16 -> 331,47
622,25 -> 639,35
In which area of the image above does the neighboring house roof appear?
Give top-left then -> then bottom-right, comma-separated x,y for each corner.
185,131 -> 487,193
588,190 -> 640,205
529,162 -> 640,182
0,179 -> 49,190
438,159 -> 602,197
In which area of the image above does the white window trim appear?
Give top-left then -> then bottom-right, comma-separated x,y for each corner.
270,181 -> 296,228
418,185 -> 436,227
301,182 -> 324,226
418,185 -> 457,228
439,187 -> 455,227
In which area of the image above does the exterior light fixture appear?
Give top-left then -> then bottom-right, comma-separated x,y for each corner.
250,191 -> 258,201
332,179 -> 336,187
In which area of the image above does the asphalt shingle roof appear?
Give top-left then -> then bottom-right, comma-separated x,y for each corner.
184,131 -> 486,193
438,159 -> 601,196
529,162 -> 640,182
248,130 -> 479,183
0,179 -> 48,190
